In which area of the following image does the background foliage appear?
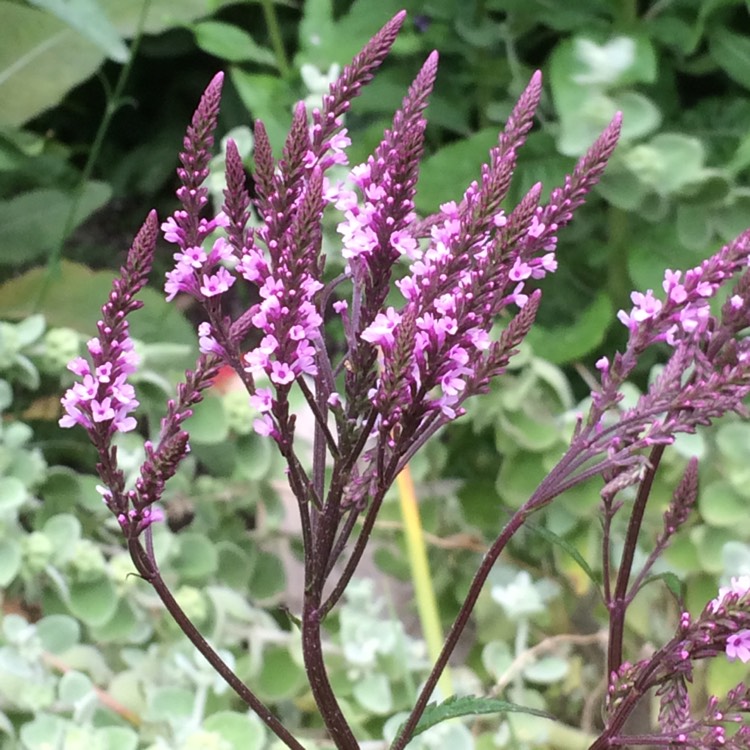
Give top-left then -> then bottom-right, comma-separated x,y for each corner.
1,0 -> 750,747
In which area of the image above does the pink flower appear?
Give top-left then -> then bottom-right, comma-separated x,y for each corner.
361,307 -> 402,348
200,267 -> 236,297
726,630 -> 750,662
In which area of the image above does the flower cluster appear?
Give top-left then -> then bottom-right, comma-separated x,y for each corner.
58,12 -> 750,750
59,215 -> 157,435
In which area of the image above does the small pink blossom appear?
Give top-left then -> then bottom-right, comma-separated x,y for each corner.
361,307 -> 402,348
200,267 -> 236,297
726,630 -> 750,663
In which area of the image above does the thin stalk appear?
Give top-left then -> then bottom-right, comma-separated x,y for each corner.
320,453 -> 400,617
607,444 -> 665,677
260,0 -> 291,78
36,0 -> 152,308
395,465 -> 452,699
128,539 -> 305,750
390,505 -> 532,750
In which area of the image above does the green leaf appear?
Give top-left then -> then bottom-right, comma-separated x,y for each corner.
0,261 -> 195,347
193,21 -> 276,65
0,1 -> 103,126
173,532 -> 219,581
0,0 -> 238,126
28,0 -> 128,63
710,27 -> 750,90
235,432 -> 274,480
522,656 -> 569,684
89,597 -> 141,643
58,670 -> 94,704
216,542 -> 253,589
203,711 -> 266,750
248,550 -> 286,600
0,476 -> 29,518
68,576 -> 118,626
353,672 -> 393,715
525,521 -> 600,587
526,293 -> 612,364
36,614 -> 80,654
638,571 -> 685,602
0,538 -> 21,586
256,646 -> 307,701
93,727 -> 139,750
19,713 -> 65,749
0,379 -> 11,411
699,480 -> 750,528
0,182 -> 111,266
183,395 -> 229,445
43,513 -> 81,564
230,69 -> 292,155
147,686 -> 194,723
416,128 -> 498,213
406,695 -> 553,739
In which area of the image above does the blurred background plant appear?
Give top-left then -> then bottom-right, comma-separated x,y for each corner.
1,0 -> 750,748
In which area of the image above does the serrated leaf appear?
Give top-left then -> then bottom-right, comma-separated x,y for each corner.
405,695 -> 553,739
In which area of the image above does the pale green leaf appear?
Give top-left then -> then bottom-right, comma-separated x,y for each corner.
405,695 -> 553,739
0,182 -> 111,265
203,711 -> 266,750
193,21 -> 276,65
28,0 -> 128,62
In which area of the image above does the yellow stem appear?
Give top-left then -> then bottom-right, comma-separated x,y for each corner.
396,464 -> 453,699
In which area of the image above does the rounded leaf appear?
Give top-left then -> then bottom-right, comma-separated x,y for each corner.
36,614 -> 80,654
173,532 -> 219,581
147,686 -> 194,723
93,727 -> 139,750
522,656 -> 569,684
19,714 -> 65,750
247,550 -> 285,601
202,711 -> 266,750
352,672 -> 393,715
58,670 -> 94,705
0,537 -> 21,586
0,476 -> 28,518
699,481 -> 750,529
68,576 -> 118,626
256,646 -> 306,701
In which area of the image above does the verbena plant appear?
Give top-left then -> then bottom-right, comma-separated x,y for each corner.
59,12 -> 750,749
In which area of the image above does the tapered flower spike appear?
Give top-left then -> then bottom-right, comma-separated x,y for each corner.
310,10 -> 407,147
467,70 -> 544,232
59,211 -> 158,437
222,138 -> 251,255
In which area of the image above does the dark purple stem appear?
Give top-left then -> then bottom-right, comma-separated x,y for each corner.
127,540 -> 305,750
390,505 -> 533,750
607,444 -> 665,677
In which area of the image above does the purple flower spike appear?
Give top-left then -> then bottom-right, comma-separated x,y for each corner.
59,211 -> 158,436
